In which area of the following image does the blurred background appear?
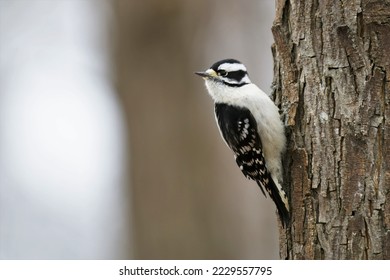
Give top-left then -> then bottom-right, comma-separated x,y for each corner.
0,0 -> 278,259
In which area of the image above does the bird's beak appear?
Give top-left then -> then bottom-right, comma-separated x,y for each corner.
195,69 -> 217,79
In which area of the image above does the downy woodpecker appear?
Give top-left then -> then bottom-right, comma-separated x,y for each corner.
195,59 -> 289,226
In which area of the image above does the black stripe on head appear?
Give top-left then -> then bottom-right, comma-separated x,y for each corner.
208,58 -> 250,87
226,70 -> 246,81
210,58 -> 243,71
221,80 -> 248,87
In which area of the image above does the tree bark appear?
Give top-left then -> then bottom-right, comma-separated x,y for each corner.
272,0 -> 390,259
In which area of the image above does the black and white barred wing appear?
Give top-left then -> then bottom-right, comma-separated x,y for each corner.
214,103 -> 289,225
214,103 -> 270,193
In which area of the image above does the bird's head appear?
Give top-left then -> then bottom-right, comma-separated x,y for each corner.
195,59 -> 251,87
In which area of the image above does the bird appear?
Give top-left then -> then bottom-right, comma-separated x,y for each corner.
195,58 -> 289,226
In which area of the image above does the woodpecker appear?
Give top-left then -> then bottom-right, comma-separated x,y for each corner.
195,58 -> 289,226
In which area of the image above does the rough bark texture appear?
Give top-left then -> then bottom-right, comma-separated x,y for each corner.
272,0 -> 390,259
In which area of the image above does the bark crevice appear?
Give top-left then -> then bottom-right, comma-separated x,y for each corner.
273,0 -> 390,259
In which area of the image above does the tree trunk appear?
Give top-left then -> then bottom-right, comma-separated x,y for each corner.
272,0 -> 390,259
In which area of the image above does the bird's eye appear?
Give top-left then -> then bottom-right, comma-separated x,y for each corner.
218,70 -> 228,77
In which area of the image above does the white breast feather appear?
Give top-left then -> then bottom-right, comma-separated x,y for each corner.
205,80 -> 286,185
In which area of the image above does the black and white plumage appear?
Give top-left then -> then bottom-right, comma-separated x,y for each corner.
196,59 -> 289,226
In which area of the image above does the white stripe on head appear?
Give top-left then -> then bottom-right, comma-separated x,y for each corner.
218,62 -> 247,72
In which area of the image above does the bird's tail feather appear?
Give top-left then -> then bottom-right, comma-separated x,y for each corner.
256,179 -> 290,227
